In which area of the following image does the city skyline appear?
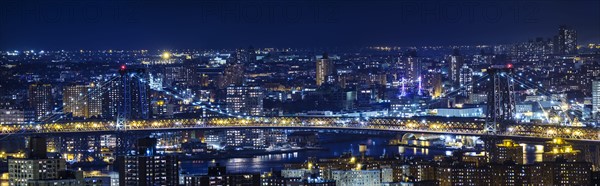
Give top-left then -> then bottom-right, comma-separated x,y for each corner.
1,1 -> 600,186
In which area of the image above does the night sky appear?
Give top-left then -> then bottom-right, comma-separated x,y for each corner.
0,0 -> 599,50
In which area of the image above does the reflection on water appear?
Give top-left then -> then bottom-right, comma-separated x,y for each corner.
517,143 -> 545,164
180,134 -> 566,174
181,136 -> 447,174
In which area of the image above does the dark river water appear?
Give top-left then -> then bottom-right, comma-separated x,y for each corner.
180,134 -> 450,174
177,132 -> 565,174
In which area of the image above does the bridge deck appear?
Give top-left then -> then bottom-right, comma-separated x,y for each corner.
1,117 -> 599,141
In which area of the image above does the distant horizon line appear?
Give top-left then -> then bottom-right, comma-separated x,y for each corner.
3,43 -> 600,52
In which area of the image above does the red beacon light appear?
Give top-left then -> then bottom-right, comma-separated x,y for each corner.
119,65 -> 127,75
506,63 -> 513,68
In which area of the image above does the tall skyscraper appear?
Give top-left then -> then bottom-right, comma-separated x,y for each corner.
593,79 -> 600,119
459,64 -> 473,97
406,50 -> 421,81
226,86 -> 264,116
316,53 -> 334,86
103,79 -> 122,119
28,83 -> 53,121
557,25 -> 577,55
63,83 -> 102,118
449,49 -> 464,83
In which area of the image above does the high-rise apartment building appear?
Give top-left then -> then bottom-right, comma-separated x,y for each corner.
459,64 -> 473,97
28,83 -> 53,121
406,50 -> 421,82
225,129 -> 265,149
557,25 -> 577,55
63,83 -> 102,118
164,65 -> 197,87
423,72 -> 443,98
87,83 -> 103,119
316,53 -> 334,86
117,137 -> 179,186
226,86 -> 264,116
102,80 -> 122,119
63,84 -> 89,118
593,79 -> 600,119
9,158 -> 68,186
449,49 -> 464,83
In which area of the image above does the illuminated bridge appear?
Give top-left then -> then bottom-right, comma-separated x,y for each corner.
5,65 -> 597,142
1,117 -> 599,141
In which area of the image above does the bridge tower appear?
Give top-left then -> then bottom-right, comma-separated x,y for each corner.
485,64 -> 516,134
116,65 -> 131,130
116,65 -> 150,131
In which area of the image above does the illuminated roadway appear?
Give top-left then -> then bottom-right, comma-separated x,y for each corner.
1,117 -> 599,142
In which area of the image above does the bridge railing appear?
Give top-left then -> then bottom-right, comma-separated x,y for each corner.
1,117 -> 599,141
